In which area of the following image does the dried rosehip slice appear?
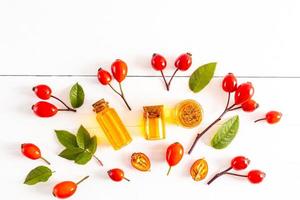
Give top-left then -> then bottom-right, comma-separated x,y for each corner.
131,152 -> 151,171
190,158 -> 208,181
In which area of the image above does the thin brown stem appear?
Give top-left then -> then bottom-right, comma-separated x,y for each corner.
108,83 -> 132,111
123,177 -> 130,182
108,83 -> 122,96
93,155 -> 103,166
254,118 -> 266,123
40,157 -> 51,165
225,172 -> 247,177
57,108 -> 76,112
160,70 -> 169,91
229,106 -> 242,111
207,167 -> 232,185
51,95 -> 76,112
76,176 -> 89,185
188,93 -> 235,154
119,83 -> 132,111
167,68 -> 179,90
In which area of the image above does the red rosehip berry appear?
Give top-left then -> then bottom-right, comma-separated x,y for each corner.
111,59 -> 128,82
151,53 -> 167,71
107,168 -> 130,182
241,99 -> 259,112
222,73 -> 237,92
247,170 -> 265,184
21,143 -> 50,164
254,111 -> 282,124
266,111 -> 282,124
166,142 -> 184,175
33,84 -> 52,100
231,156 -> 250,170
32,101 -> 58,117
53,181 -> 77,199
53,176 -> 89,199
234,82 -> 254,105
174,53 -> 192,71
97,68 -> 112,85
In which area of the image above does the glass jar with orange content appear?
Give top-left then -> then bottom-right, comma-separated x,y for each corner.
174,99 -> 203,128
92,99 -> 132,150
143,105 -> 166,140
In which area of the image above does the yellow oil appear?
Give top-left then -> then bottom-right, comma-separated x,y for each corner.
93,99 -> 132,150
143,105 -> 166,140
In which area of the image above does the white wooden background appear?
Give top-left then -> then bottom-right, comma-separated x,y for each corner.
0,0 -> 299,199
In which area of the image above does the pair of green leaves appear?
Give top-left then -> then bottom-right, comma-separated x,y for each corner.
24,166 -> 52,185
55,125 -> 97,165
69,82 -> 85,108
211,115 -> 239,149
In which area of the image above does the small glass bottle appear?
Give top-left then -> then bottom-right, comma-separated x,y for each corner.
174,99 -> 203,128
143,105 -> 166,140
92,99 -> 132,150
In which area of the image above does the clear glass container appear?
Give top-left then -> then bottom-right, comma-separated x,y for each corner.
92,99 -> 132,150
143,105 -> 166,140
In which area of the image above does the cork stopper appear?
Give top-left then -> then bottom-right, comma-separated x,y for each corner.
92,99 -> 109,113
143,105 -> 164,118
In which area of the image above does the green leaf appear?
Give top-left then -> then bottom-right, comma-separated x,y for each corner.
76,125 -> 91,149
55,130 -> 78,149
189,62 -> 216,93
24,166 -> 52,185
211,115 -> 239,149
69,82 -> 85,108
75,151 -> 93,165
87,136 -> 97,154
59,148 -> 85,160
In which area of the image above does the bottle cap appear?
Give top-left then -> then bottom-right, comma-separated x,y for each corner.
92,99 -> 109,113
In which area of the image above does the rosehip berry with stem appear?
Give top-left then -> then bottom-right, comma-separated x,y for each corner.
97,60 -> 132,111
32,101 -> 75,117
53,176 -> 89,199
234,82 -> 255,105
247,170 -> 266,184
21,143 -> 50,165
151,53 -> 169,90
166,142 -> 184,176
229,99 -> 259,112
207,156 -> 265,185
231,156 -> 250,170
111,59 -> 128,83
152,52 -> 192,91
255,111 -> 282,124
222,73 -> 237,92
97,68 -> 112,85
107,168 -> 130,182
33,84 -> 76,112
167,52 -> 192,90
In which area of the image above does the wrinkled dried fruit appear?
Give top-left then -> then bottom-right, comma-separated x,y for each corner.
131,152 -> 151,171
190,158 -> 208,181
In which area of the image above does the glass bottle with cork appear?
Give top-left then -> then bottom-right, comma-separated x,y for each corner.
93,99 -> 132,150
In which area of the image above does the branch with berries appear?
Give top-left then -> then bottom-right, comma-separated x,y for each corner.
151,53 -> 192,91
188,71 -> 282,154
97,59 -> 132,111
